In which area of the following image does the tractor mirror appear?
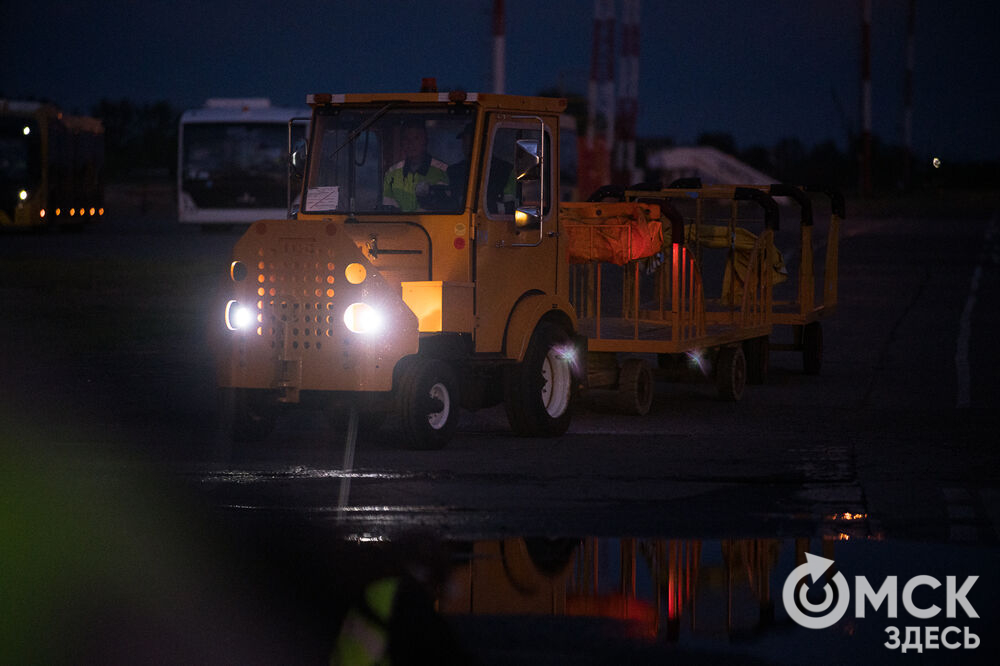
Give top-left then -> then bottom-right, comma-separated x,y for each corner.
515,139 -> 541,181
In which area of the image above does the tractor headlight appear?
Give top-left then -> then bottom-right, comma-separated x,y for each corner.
225,300 -> 254,331
343,302 -> 383,334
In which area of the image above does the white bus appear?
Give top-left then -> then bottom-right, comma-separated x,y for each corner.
177,98 -> 309,226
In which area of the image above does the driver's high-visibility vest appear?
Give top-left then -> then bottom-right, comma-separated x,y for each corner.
332,577 -> 400,666
382,155 -> 448,212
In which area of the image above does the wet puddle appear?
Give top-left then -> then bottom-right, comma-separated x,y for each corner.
342,533 -> 998,664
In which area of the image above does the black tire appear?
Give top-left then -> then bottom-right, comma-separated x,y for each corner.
744,336 -> 770,385
715,346 -> 746,401
504,322 -> 575,437
394,357 -> 459,450
802,322 -> 823,375
219,387 -> 278,444
617,358 -> 654,416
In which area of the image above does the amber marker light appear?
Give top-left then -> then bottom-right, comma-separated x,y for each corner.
230,261 -> 248,282
345,262 -> 367,284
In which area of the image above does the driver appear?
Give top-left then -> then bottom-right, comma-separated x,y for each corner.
382,120 -> 449,212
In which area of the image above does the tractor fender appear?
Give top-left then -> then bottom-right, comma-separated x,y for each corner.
503,293 -> 577,363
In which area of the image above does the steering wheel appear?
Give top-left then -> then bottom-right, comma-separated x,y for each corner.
417,184 -> 453,211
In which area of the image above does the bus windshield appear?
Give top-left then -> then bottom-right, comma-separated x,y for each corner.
0,119 -> 38,186
304,106 -> 475,215
181,123 -> 289,210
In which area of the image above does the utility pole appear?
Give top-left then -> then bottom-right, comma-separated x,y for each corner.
588,0 -> 616,151
613,0 -> 640,186
859,0 -> 873,195
581,0 -> 616,197
492,0 -> 505,94
901,0 -> 915,190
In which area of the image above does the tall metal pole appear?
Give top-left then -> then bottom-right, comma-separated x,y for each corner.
581,0 -> 615,197
860,0 -> 873,195
901,0 -> 915,189
614,0 -> 640,186
492,0 -> 505,94
587,0 -> 616,150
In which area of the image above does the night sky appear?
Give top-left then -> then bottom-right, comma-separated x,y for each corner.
2,0 -> 997,161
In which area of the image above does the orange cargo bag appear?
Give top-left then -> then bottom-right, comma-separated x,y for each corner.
561,202 -> 663,265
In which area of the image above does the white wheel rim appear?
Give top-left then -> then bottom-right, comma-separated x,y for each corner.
542,348 -> 571,418
427,382 -> 450,430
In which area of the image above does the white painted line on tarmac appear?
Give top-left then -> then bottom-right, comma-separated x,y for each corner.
955,214 -> 998,408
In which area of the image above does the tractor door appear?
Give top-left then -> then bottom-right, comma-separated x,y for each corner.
473,113 -> 562,354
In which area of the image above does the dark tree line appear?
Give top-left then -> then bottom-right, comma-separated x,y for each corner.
692,131 -> 998,193
86,96 -> 996,193
91,99 -> 180,181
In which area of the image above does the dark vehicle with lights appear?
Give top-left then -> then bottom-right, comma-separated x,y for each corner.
1,99 -> 104,228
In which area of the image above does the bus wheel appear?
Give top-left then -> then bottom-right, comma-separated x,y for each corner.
504,322 -> 574,437
716,346 -> 746,402
802,322 -> 823,375
395,357 -> 459,450
616,358 -> 654,416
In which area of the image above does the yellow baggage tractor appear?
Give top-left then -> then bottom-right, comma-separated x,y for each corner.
216,89 -> 842,449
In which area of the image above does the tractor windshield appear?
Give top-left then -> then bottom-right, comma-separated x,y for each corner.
303,105 -> 475,215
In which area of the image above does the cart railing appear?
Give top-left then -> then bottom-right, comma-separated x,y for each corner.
649,184 -> 843,323
565,185 -> 784,350
567,232 -> 708,345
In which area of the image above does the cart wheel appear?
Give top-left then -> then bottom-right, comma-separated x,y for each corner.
716,346 -> 746,401
394,357 -> 459,450
802,322 -> 823,375
219,387 -> 277,444
744,336 -> 770,385
504,322 -> 574,437
617,358 -> 654,415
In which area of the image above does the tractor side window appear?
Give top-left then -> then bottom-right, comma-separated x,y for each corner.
485,124 -> 551,223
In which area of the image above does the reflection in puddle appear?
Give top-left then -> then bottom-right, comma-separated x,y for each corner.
415,529 -> 996,662
437,514 -> 877,644
440,536 -> 815,643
